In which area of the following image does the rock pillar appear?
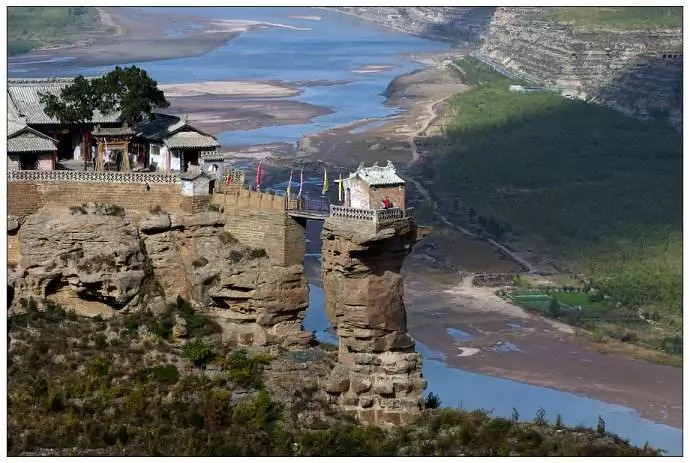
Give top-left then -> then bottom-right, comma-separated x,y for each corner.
321,216 -> 430,425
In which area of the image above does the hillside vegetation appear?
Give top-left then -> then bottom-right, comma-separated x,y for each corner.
8,7 -> 110,56
8,300 -> 660,456
547,7 -> 682,30
432,57 -> 682,357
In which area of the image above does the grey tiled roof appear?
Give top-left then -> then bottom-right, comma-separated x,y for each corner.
351,161 -> 405,186
7,78 -> 120,124
8,129 -> 58,153
164,131 -> 220,149
134,113 -> 220,149
134,113 -> 181,140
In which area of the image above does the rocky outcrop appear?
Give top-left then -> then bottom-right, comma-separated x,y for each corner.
8,205 -> 312,349
10,205 -> 146,313
321,217 -> 431,425
479,7 -> 682,127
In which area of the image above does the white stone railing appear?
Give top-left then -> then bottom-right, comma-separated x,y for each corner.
7,169 -> 180,184
330,205 -> 376,221
330,205 -> 415,226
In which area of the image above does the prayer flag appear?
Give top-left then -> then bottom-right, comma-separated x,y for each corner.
287,170 -> 293,198
256,160 -> 263,189
322,167 -> 329,195
298,169 -> 304,198
338,172 -> 343,203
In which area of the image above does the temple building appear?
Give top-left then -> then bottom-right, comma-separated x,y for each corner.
340,161 -> 406,209
7,77 -> 221,173
7,115 -> 58,171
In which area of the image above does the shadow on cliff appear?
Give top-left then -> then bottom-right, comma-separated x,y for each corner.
419,7 -> 496,45
422,93 -> 682,260
592,54 -> 682,128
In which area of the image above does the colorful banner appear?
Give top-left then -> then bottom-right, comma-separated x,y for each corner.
338,172 -> 343,203
287,170 -> 293,198
256,160 -> 263,189
322,167 -> 329,195
298,169 -> 304,198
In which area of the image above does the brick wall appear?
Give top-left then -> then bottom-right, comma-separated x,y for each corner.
211,189 -> 286,212
369,184 -> 405,210
8,183 -> 45,218
223,207 -> 304,267
8,181 -> 183,219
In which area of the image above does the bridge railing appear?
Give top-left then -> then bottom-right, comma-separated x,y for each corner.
285,195 -> 330,215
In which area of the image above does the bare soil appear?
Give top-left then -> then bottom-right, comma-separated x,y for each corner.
301,62 -> 682,429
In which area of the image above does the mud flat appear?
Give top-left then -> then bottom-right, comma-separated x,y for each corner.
299,61 -> 682,432
167,96 -> 332,137
159,80 -> 302,98
8,7 -> 309,69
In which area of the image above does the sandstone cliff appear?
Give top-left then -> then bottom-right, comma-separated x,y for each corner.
321,217 -> 431,425
8,205 -> 312,349
479,7 -> 682,127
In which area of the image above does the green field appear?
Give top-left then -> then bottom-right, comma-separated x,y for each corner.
452,57 -> 510,87
8,7 -> 109,56
547,7 -> 682,30
436,58 -> 682,356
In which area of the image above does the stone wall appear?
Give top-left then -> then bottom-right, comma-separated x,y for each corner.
221,207 -> 305,268
8,181 -> 183,219
212,189 -> 286,212
369,185 -> 406,210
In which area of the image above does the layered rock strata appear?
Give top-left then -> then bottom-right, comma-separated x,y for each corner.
480,7 -> 682,127
8,206 -> 312,349
321,217 -> 431,425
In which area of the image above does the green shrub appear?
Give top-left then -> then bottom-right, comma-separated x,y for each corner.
148,364 -> 180,385
218,231 -> 238,245
424,392 -> 441,409
95,203 -> 125,217
192,256 -> 209,268
228,250 -> 244,263
183,339 -> 214,368
248,248 -> 267,259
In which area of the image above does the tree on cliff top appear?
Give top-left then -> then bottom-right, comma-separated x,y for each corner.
93,65 -> 170,125
40,65 -> 169,170
41,65 -> 170,128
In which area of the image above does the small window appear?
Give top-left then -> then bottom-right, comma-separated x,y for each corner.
150,144 -> 161,156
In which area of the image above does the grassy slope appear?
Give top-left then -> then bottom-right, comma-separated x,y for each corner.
8,7 -> 110,56
435,57 -> 681,353
8,301 -> 660,456
547,7 -> 682,30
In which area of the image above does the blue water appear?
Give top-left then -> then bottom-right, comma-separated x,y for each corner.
416,342 -> 681,456
446,327 -> 473,342
8,6 -> 449,148
303,282 -> 682,455
9,7 -> 682,454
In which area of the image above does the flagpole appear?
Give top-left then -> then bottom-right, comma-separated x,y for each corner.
286,170 -> 293,205
256,160 -> 263,190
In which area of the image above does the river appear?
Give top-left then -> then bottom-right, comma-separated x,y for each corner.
8,6 -> 682,455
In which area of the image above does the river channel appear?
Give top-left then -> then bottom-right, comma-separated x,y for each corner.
8,6 -> 682,455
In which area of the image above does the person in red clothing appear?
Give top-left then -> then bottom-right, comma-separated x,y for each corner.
381,196 -> 393,209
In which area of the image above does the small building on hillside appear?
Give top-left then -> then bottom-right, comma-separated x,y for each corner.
7,117 -> 58,171
7,78 -> 120,163
7,78 -> 222,173
340,161 -> 406,210
134,114 -> 221,173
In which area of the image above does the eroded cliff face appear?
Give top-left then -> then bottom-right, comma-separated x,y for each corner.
321,218 -> 431,425
480,7 -> 682,127
8,206 -> 312,349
